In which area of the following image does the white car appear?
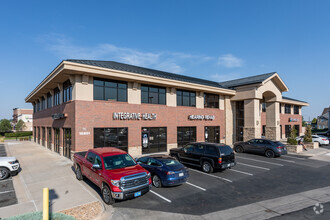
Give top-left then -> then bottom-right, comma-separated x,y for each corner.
0,157 -> 20,180
296,135 -> 329,145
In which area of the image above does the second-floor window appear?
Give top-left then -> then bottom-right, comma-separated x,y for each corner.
262,103 -> 266,112
141,85 -> 166,105
63,80 -> 72,103
285,104 -> 291,114
177,90 -> 196,107
41,97 -> 46,110
53,88 -> 60,106
294,105 -> 299,114
94,78 -> 127,102
47,93 -> 52,109
204,93 -> 219,108
36,101 -> 40,111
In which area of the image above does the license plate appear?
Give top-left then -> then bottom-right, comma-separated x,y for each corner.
134,191 -> 141,197
179,172 -> 184,177
231,163 -> 235,166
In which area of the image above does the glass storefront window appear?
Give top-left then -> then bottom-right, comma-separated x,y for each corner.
142,127 -> 167,154
177,127 -> 196,147
94,128 -> 128,152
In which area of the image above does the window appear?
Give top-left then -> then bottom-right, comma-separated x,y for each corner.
205,145 -> 218,155
94,127 -> 128,152
94,78 -> 127,102
285,104 -> 291,114
294,125 -> 300,136
262,125 -> 266,137
177,127 -> 196,147
53,87 -> 60,106
63,80 -> 72,103
280,104 -> 282,114
47,93 -> 52,109
142,127 -> 167,154
141,85 -> 166,105
184,144 -> 195,153
86,152 -> 96,164
204,93 -> 219,108
177,90 -> 196,107
294,105 -> 299,114
137,157 -> 149,164
205,126 -> 220,143
285,125 -> 291,138
103,154 -> 136,170
33,104 -> 36,113
148,158 -> 162,167
194,145 -> 205,154
262,103 -> 266,112
41,97 -> 46,110
94,155 -> 102,167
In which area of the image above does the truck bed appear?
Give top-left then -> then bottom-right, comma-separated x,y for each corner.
74,151 -> 87,158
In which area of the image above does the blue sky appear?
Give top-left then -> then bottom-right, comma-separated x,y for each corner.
0,0 -> 329,120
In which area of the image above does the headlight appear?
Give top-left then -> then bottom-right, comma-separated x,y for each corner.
110,180 -> 120,187
147,172 -> 151,178
8,161 -> 17,164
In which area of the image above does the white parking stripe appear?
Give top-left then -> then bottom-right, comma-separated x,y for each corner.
229,169 -> 253,176
282,155 -> 306,160
273,158 -> 296,163
237,162 -> 270,171
0,190 -> 14,194
188,169 -> 233,183
150,190 -> 172,203
236,156 -> 284,166
186,182 -> 206,191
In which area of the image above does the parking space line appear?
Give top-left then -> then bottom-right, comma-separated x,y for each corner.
237,162 -> 270,170
273,158 -> 296,163
0,178 -> 12,183
150,190 -> 172,203
236,156 -> 284,166
0,190 -> 15,194
186,182 -> 206,191
282,155 -> 306,160
188,169 -> 233,183
229,169 -> 253,176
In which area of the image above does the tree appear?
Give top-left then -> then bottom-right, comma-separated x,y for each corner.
287,126 -> 298,145
302,116 -> 307,127
15,119 -> 26,131
0,119 -> 12,132
312,118 -> 317,124
304,125 -> 312,142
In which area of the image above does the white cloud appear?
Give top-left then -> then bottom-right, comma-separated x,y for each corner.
217,54 -> 243,68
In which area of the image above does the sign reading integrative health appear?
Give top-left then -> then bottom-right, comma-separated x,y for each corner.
113,112 -> 157,120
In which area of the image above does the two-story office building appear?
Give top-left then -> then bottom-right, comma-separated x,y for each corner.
25,60 -> 308,159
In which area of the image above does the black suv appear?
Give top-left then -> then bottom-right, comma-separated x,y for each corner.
170,142 -> 236,173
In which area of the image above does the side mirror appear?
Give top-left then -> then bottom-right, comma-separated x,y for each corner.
92,164 -> 101,169
183,148 -> 187,153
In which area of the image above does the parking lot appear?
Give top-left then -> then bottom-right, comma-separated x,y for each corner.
109,150 -> 330,215
0,144 -> 18,208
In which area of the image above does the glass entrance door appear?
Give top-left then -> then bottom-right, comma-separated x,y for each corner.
63,128 -> 71,159
54,128 -> 60,154
142,127 -> 167,154
205,126 -> 220,143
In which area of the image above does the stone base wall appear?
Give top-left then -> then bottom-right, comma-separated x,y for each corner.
286,145 -> 303,153
265,126 -> 280,141
243,127 -> 257,141
167,143 -> 178,153
128,146 -> 142,158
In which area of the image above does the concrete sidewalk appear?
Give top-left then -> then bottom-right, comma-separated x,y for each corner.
289,146 -> 330,161
0,141 -> 102,219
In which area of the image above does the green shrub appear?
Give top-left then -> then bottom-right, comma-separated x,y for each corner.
4,211 -> 75,220
287,126 -> 298,145
5,131 -> 32,138
304,125 -> 312,142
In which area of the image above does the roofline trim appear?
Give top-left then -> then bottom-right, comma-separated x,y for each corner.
281,98 -> 309,106
263,73 -> 289,92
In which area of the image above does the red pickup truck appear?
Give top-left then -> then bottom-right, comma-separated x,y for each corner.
73,148 -> 151,204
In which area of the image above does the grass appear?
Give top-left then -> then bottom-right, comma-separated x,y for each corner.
3,136 -> 32,141
4,211 -> 75,220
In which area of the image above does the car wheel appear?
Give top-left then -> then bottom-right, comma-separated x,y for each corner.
202,161 -> 213,173
75,165 -> 83,181
265,150 -> 275,158
0,167 -> 10,180
235,145 -> 244,153
152,175 -> 162,188
102,184 -> 115,205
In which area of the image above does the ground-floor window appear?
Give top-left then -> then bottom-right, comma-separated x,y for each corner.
177,127 -> 196,147
142,127 -> 167,154
63,128 -> 71,159
285,125 -> 291,138
262,125 -> 266,137
37,127 -> 40,144
205,126 -> 220,143
47,128 -> 52,150
54,128 -> 60,154
94,128 -> 128,152
42,127 -> 45,147
34,127 -> 36,142
280,125 -> 282,139
294,125 -> 300,136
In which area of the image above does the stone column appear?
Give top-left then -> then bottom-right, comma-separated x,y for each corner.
219,95 -> 224,110
225,96 -> 234,145
166,87 -> 176,107
265,102 -> 280,140
243,99 -> 261,141
128,82 -> 141,104
196,92 -> 204,109
72,75 -> 93,101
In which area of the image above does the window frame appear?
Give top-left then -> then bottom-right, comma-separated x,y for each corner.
204,93 -> 219,108
176,89 -> 196,107
63,80 -> 72,103
141,85 -> 166,105
53,87 -> 60,106
177,126 -> 197,147
93,78 -> 127,102
294,105 -> 299,115
47,93 -> 52,109
285,104 -> 291,114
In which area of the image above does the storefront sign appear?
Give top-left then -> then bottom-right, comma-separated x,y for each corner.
289,118 -> 299,122
79,132 -> 90,136
52,113 -> 67,120
188,115 -> 215,120
113,112 -> 157,120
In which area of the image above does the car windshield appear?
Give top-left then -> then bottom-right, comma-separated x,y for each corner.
103,154 -> 136,170
158,158 -> 181,166
218,145 -> 233,155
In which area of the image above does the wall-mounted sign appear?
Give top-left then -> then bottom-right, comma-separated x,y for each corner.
188,115 -> 215,121
79,132 -> 90,136
52,113 -> 67,120
113,112 -> 157,120
289,118 -> 299,122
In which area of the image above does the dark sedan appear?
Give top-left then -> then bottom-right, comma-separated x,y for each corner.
234,139 -> 287,158
136,155 -> 189,188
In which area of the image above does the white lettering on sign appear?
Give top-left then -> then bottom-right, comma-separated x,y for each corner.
113,112 -> 157,120
188,115 -> 215,121
79,132 -> 90,136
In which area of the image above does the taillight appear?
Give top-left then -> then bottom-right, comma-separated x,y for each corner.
167,171 -> 175,175
276,146 -> 283,150
218,157 -> 222,164
322,139 -> 327,141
